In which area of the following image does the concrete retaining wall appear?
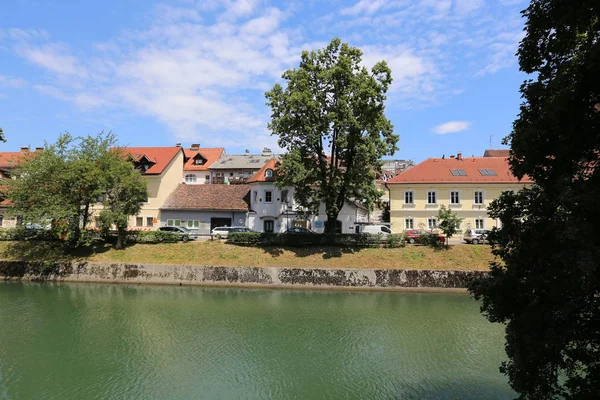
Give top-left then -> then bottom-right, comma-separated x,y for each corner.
0,261 -> 487,290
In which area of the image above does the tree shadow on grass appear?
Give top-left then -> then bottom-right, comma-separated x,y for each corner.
258,245 -> 363,260
1,240 -> 112,261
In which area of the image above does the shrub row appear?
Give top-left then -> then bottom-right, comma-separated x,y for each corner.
0,228 -> 182,245
227,232 -> 406,248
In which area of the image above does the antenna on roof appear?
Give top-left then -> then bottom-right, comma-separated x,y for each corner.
489,135 -> 492,150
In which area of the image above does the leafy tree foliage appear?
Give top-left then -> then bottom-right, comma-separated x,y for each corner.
266,38 -> 398,233
8,132 -> 147,248
469,1 -> 600,398
0,127 -> 5,143
436,205 -> 463,244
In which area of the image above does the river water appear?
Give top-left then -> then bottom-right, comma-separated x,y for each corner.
0,282 -> 513,399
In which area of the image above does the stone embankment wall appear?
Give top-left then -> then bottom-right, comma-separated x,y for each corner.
0,261 -> 487,290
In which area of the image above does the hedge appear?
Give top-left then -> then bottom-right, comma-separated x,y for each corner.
227,232 -> 406,248
0,228 -> 183,245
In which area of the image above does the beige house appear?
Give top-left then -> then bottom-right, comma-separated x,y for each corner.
91,146 -> 185,230
387,153 -> 532,233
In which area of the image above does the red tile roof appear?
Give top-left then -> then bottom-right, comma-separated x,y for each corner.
162,183 -> 250,211
247,158 -> 278,183
183,148 -> 224,171
0,151 -> 35,169
483,149 -> 510,157
387,157 -> 532,184
122,147 -> 183,175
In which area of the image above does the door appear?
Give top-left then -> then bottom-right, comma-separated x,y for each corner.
324,220 -> 343,233
211,217 -> 232,232
264,220 -> 274,233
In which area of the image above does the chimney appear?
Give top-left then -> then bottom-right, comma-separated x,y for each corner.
244,149 -> 249,156
450,155 -> 455,159
457,152 -> 462,161
20,147 -> 29,153
262,147 -> 272,156
35,147 -> 44,152
175,143 -> 181,147
190,143 -> 200,150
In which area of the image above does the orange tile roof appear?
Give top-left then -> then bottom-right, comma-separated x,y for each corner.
122,147 -> 183,175
483,149 -> 510,157
0,151 -> 34,169
162,183 -> 250,211
247,158 -> 278,183
387,157 -> 532,184
183,148 -> 224,171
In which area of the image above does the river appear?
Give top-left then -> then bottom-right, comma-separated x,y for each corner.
0,282 -> 513,399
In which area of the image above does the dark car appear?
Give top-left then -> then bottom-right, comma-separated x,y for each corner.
284,227 -> 316,234
405,229 -> 445,244
158,226 -> 193,241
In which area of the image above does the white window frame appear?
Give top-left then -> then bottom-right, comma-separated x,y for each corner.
404,191 -> 414,204
450,190 -> 460,205
474,190 -> 484,205
167,219 -> 181,227
253,191 -> 258,203
187,220 -> 200,229
427,190 -> 437,205
265,190 -> 273,203
475,218 -> 484,229
146,217 -> 154,227
265,169 -> 273,178
184,174 -> 197,183
428,218 -> 437,229
405,218 -> 414,230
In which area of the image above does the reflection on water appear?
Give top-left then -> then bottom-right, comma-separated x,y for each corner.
0,282 -> 513,399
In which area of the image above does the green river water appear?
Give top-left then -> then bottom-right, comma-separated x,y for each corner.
0,282 -> 514,399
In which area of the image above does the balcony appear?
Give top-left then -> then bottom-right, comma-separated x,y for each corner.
213,177 -> 249,185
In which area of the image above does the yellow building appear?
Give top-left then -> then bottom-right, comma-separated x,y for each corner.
386,153 -> 532,232
91,146 -> 185,230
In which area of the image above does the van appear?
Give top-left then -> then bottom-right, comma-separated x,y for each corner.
361,225 -> 394,236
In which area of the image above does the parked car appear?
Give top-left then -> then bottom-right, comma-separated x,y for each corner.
158,226 -> 194,241
361,225 -> 395,237
284,227 -> 316,234
211,226 -> 253,238
405,229 -> 445,244
463,229 -> 490,244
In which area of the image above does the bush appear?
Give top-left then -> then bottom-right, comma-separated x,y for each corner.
386,233 -> 406,248
227,232 -> 389,248
418,233 -> 445,249
121,230 -> 182,244
0,227 -> 58,241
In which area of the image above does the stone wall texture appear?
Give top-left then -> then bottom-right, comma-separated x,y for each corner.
0,261 -> 487,290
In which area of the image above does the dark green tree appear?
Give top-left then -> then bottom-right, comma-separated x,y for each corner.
436,205 -> 463,245
266,38 -> 398,233
469,1 -> 600,398
0,127 -> 5,143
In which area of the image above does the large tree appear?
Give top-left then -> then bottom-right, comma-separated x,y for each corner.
8,132 -> 147,247
0,127 -> 5,143
469,1 -> 600,398
266,38 -> 398,233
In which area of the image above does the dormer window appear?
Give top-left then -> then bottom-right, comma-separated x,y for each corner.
193,155 -> 206,165
265,169 -> 273,178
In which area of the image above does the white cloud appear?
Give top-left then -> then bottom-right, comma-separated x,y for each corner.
432,121 -> 471,134
17,43 -> 88,78
0,74 -> 26,88
454,0 -> 485,15
340,0 -> 386,16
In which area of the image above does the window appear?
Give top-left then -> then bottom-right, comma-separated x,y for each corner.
0,214 -> 4,227
450,169 -> 467,176
194,157 -> 204,165
146,217 -> 154,227
404,191 -> 414,204
281,189 -> 289,203
94,216 -> 100,228
265,169 -> 273,178
229,172 -> 234,177
427,191 -> 437,204
187,220 -> 200,229
478,169 -> 497,176
405,218 -> 414,230
265,190 -> 272,203
381,226 -> 391,234
205,175 -> 210,181
185,174 -> 197,183
253,191 -> 258,203
167,219 -> 181,227
264,220 -> 274,233
136,217 -> 143,227
450,191 -> 460,205
474,191 -> 484,205
428,218 -> 437,229
475,218 -> 484,229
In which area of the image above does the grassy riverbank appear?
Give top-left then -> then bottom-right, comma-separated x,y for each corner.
0,241 -> 494,271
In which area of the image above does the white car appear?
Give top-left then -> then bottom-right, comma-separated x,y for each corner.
211,226 -> 254,238
361,225 -> 395,236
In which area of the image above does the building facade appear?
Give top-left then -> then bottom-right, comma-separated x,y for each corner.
181,144 -> 224,184
387,154 -> 532,232
208,148 -> 278,185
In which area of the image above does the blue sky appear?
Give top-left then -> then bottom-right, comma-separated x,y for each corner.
0,0 -> 527,163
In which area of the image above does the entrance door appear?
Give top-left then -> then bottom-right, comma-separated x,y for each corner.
324,220 -> 343,233
264,220 -> 274,233
211,217 -> 232,231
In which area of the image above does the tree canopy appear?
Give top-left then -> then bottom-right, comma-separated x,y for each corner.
436,205 -> 463,244
0,127 -> 5,143
469,1 -> 600,398
8,132 -> 147,247
266,38 -> 398,233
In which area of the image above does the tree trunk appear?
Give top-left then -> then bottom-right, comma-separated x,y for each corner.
116,228 -> 125,250
325,214 -> 339,234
